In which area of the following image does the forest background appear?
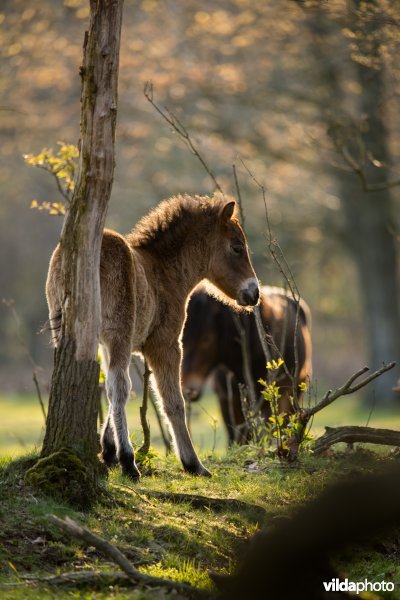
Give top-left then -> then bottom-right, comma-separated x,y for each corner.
1,0 -> 400,414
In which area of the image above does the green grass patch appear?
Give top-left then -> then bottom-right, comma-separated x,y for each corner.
1,447 -> 400,598
2,391 -> 400,460
1,391 -> 400,597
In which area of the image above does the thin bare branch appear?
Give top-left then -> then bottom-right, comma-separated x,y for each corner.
35,164 -> 72,204
48,515 -> 207,599
138,360 -> 151,456
4,571 -> 130,589
232,164 -> 245,228
144,81 -> 223,194
110,482 -> 154,506
226,370 -> 240,443
3,299 -> 47,424
48,515 -> 141,582
132,357 -> 172,454
33,370 -> 47,423
306,362 -> 396,418
337,142 -> 400,192
232,313 -> 257,407
254,306 -> 272,367
237,158 -> 302,405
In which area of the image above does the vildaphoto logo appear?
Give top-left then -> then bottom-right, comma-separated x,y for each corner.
323,578 -> 395,594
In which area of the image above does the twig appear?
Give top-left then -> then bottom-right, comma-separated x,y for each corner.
199,405 -> 218,454
144,81 -> 223,194
254,306 -> 272,367
11,571 -> 130,588
365,392 -> 376,427
139,360 -> 151,456
232,313 -> 257,407
237,159 -> 302,406
3,299 -> 47,423
35,163 -> 72,203
32,370 -> 47,424
339,144 -> 400,192
186,392 -> 192,435
305,362 -> 396,418
132,357 -> 172,453
135,489 -> 266,520
232,163 -> 245,228
48,515 -> 138,581
110,482 -> 154,506
226,370 -> 239,443
48,515 -> 207,599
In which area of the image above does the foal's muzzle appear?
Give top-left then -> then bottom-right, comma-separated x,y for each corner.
237,279 -> 260,306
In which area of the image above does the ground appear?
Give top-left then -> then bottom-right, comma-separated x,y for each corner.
1,448 -> 400,599
1,393 -> 400,599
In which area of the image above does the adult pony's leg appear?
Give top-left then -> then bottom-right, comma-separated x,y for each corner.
213,368 -> 249,445
103,340 -> 140,480
144,340 -> 211,477
99,345 -> 118,467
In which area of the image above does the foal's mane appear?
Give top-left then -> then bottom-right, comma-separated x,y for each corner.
127,193 -> 231,254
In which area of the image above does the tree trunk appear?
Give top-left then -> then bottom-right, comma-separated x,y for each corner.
26,0 -> 124,507
349,0 -> 400,400
306,5 -> 400,403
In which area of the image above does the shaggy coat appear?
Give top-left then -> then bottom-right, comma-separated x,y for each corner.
46,193 -> 259,479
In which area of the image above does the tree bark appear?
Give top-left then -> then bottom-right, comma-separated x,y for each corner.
30,0 -> 124,505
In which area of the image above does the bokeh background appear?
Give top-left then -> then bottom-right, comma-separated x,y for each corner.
1,0 -> 400,453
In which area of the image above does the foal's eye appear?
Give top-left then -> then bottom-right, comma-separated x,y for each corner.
232,244 -> 244,255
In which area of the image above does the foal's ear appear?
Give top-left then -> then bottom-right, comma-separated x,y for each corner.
220,201 -> 235,222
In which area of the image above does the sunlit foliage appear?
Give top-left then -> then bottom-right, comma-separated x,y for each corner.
24,142 -> 78,214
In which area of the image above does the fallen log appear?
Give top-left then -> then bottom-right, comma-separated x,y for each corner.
314,425 -> 400,454
48,515 -> 208,599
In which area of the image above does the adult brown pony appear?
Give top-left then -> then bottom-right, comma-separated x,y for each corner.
182,287 -> 312,444
46,193 -> 259,480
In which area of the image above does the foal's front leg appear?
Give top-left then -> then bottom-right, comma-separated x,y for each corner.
144,340 -> 211,477
101,342 -> 140,480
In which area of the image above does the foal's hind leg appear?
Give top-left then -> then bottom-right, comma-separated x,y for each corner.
99,345 -> 118,467
144,339 -> 211,477
103,341 -> 140,480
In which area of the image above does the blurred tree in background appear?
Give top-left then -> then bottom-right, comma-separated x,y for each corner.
0,0 -> 399,402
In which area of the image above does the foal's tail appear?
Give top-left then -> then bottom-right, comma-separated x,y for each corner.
45,245 -> 63,348
46,309 -> 62,347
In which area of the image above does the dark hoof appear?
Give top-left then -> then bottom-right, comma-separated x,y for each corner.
119,451 -> 141,481
122,465 -> 141,482
182,459 -> 212,477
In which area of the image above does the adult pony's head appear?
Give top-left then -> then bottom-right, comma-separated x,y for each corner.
207,196 -> 259,307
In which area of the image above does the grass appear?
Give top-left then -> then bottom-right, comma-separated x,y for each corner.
2,389 -> 400,459
1,391 -> 400,598
0,391 -> 228,459
1,448 -> 400,598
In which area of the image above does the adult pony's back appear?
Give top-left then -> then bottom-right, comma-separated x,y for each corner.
46,193 -> 259,479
